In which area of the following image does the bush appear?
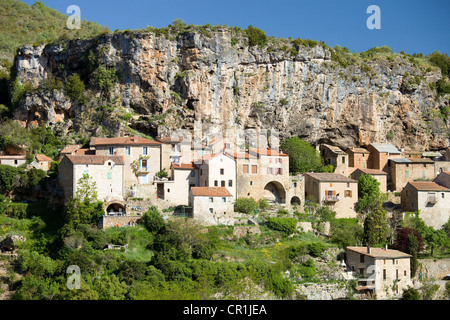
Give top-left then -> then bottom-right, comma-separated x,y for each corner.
267,217 -> 297,237
245,25 -> 267,47
307,242 -> 327,257
65,73 -> 85,102
234,197 -> 257,214
280,137 -> 323,174
402,286 -> 421,300
141,206 -> 165,234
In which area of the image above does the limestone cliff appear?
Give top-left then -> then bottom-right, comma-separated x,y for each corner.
12,28 -> 450,151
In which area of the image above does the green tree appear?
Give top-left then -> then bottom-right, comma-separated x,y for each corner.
402,286 -> 421,300
234,197 -> 258,214
65,73 -> 85,103
245,25 -> 267,47
406,234 -> 419,278
141,206 -> 165,234
280,137 -> 322,174
363,208 -> 389,246
267,217 -> 298,237
356,173 -> 382,215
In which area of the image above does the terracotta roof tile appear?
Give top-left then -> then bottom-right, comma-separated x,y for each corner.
90,136 -> 161,146
36,154 -> 53,162
355,168 -> 387,175
249,147 -> 288,157
225,151 -> 257,159
172,163 -> 197,170
60,145 -> 82,154
346,147 -> 369,154
66,155 -> 125,165
305,172 -> 357,183
408,181 -> 450,191
191,187 -> 232,197
346,247 -> 412,259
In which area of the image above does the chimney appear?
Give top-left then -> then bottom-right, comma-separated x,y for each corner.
385,244 -> 388,250
367,245 -> 371,254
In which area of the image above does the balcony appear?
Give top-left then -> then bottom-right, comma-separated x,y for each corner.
324,196 -> 340,202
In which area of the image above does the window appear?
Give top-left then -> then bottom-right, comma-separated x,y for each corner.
141,160 -> 148,171
191,171 -> 195,177
125,147 -> 131,155
220,168 -> 224,175
209,208 -> 213,213
221,181 -> 225,187
84,170 -> 89,176
214,180 -> 218,187
14,160 -> 18,165
442,193 -> 445,199
342,156 -> 346,164
347,183 -> 350,188
209,197 -> 213,203
360,254 -> 365,263
143,147 -> 148,155
396,269 -> 399,279
359,268 -> 365,275
383,269 -> 387,281
109,147 -> 114,155
345,190 -> 352,198
243,164 -> 249,174
362,162 -> 365,168
404,270 -> 407,276
107,172 -> 112,179
293,182 -> 297,188
405,170 -> 410,178
250,181 -> 253,186
200,169 -> 203,175
422,170 -> 427,179
222,197 -> 226,203
251,165 -> 257,174
228,180 -> 233,187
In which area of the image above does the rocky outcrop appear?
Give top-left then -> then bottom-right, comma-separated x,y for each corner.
13,29 -> 449,151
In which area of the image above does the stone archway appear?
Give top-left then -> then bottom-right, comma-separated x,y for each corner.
105,202 -> 126,215
263,181 -> 286,204
290,196 -> 301,206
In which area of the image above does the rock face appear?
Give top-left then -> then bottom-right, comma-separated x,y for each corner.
13,30 -> 449,151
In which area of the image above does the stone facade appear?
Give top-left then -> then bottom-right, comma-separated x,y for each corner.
350,168 -> 388,193
0,155 -> 26,167
99,215 -> 142,229
190,187 -> 234,226
59,155 -> 125,202
320,144 -> 349,175
345,246 -> 412,299
197,153 -> 236,198
345,147 -> 371,170
401,181 -> 450,229
367,143 -> 402,172
304,173 -> 358,219
389,158 -> 436,192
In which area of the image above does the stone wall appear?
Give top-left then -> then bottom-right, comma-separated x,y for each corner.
418,259 -> 450,280
233,225 -> 261,238
99,215 -> 142,229
295,282 -> 349,300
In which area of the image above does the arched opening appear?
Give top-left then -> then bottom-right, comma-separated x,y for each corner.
263,181 -> 286,204
291,196 -> 301,206
106,203 -> 126,216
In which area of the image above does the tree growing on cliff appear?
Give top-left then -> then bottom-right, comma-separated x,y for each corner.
245,25 -> 267,47
280,137 -> 322,174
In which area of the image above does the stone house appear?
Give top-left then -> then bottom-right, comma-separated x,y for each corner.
389,158 -> 435,192
0,155 -> 26,167
319,144 -> 349,175
345,246 -> 412,299
345,147 -> 371,170
35,154 -> 53,171
401,178 -> 450,229
155,135 -> 192,177
350,168 -> 387,193
367,143 -> 402,172
189,187 -> 234,225
59,154 -> 125,210
155,162 -> 199,206
304,172 -> 358,219
196,153 -> 236,198
90,136 -> 163,194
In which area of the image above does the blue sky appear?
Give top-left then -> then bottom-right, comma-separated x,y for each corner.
23,0 -> 450,55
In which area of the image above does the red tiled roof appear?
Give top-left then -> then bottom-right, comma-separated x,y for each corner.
172,163 -> 197,170
60,145 -> 81,154
75,148 -> 95,155
346,247 -> 412,259
155,136 -> 184,143
0,155 -> 26,160
356,168 -> 387,175
65,155 -> 125,165
36,154 -> 53,162
409,181 -> 450,191
225,151 -> 257,160
193,153 -> 234,162
346,147 -> 369,154
191,187 -> 232,197
249,147 -> 288,157
90,136 -> 161,146
305,172 -> 357,183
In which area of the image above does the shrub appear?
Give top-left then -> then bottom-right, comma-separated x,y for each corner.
141,206 -> 165,234
280,137 -> 323,174
234,197 -> 257,214
245,25 -> 267,47
307,242 -> 327,257
65,73 -> 85,102
267,217 -> 297,237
